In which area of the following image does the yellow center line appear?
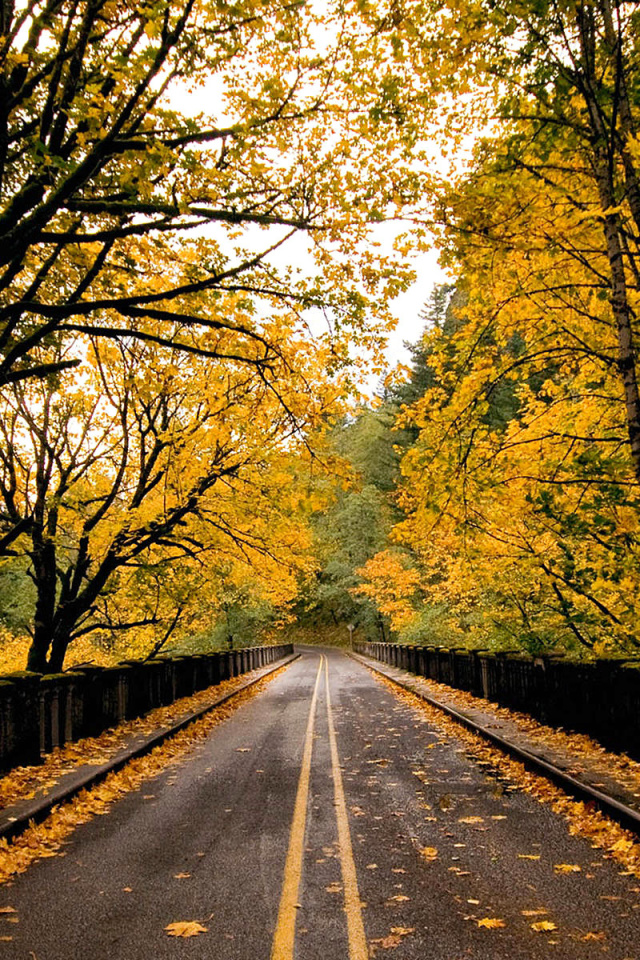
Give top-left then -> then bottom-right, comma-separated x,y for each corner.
325,657 -> 369,960
270,655 -> 324,960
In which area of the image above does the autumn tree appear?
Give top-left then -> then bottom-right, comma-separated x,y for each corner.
348,0 -> 640,655
0,0 -> 422,378
419,0 -> 640,479
0,299 -> 336,672
358,132 -> 640,652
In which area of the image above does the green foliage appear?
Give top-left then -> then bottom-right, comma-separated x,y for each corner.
0,559 -> 34,635
295,410 -> 399,639
169,595 -> 281,655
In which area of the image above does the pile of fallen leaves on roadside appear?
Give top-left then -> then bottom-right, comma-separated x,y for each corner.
0,666 -> 279,810
0,664 -> 288,885
375,673 -> 640,879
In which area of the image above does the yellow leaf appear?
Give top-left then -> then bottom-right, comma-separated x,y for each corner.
420,846 -> 438,860
612,839 -> 633,853
531,921 -> 557,932
164,921 -> 208,938
477,918 -> 505,929
518,854 -> 541,860
582,932 -> 605,942
554,864 -> 581,873
174,873 -> 191,879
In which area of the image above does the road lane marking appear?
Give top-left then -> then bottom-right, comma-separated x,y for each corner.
324,657 -> 369,960
270,655 -> 324,960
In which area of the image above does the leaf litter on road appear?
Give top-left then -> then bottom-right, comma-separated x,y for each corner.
0,666 -> 290,885
373,671 -> 640,878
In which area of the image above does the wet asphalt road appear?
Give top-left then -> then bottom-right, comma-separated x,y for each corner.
0,647 -> 638,959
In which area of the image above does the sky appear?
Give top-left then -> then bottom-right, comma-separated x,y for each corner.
384,247 -> 445,367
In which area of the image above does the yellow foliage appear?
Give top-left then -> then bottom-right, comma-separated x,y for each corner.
356,551 -> 422,630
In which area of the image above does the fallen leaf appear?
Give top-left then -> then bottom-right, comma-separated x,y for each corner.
477,918 -> 505,929
522,909 -> 547,917
554,864 -> 581,874
164,921 -> 208,938
0,909 -> 16,915
458,817 -> 484,824
174,873 -> 191,879
387,894 -> 410,902
518,854 -> 541,860
582,931 -> 606,942
369,926 -> 415,952
612,838 -> 634,853
531,921 -> 557,932
421,846 -> 438,861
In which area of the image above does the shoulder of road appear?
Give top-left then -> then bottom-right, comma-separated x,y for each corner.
350,651 -> 640,832
0,653 -> 299,843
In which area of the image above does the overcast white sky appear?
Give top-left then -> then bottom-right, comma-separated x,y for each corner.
384,247 -> 445,366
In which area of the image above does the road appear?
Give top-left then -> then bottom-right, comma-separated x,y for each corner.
0,647 -> 638,958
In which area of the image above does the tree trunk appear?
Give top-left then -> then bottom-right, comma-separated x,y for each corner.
577,9 -> 640,483
26,630 -> 49,673
598,201 -> 640,483
48,625 -> 73,673
27,536 -> 58,672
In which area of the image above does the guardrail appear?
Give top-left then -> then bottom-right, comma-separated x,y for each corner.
0,644 -> 293,772
354,641 -> 640,758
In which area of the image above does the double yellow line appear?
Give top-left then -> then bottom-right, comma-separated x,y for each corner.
270,655 -> 368,960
